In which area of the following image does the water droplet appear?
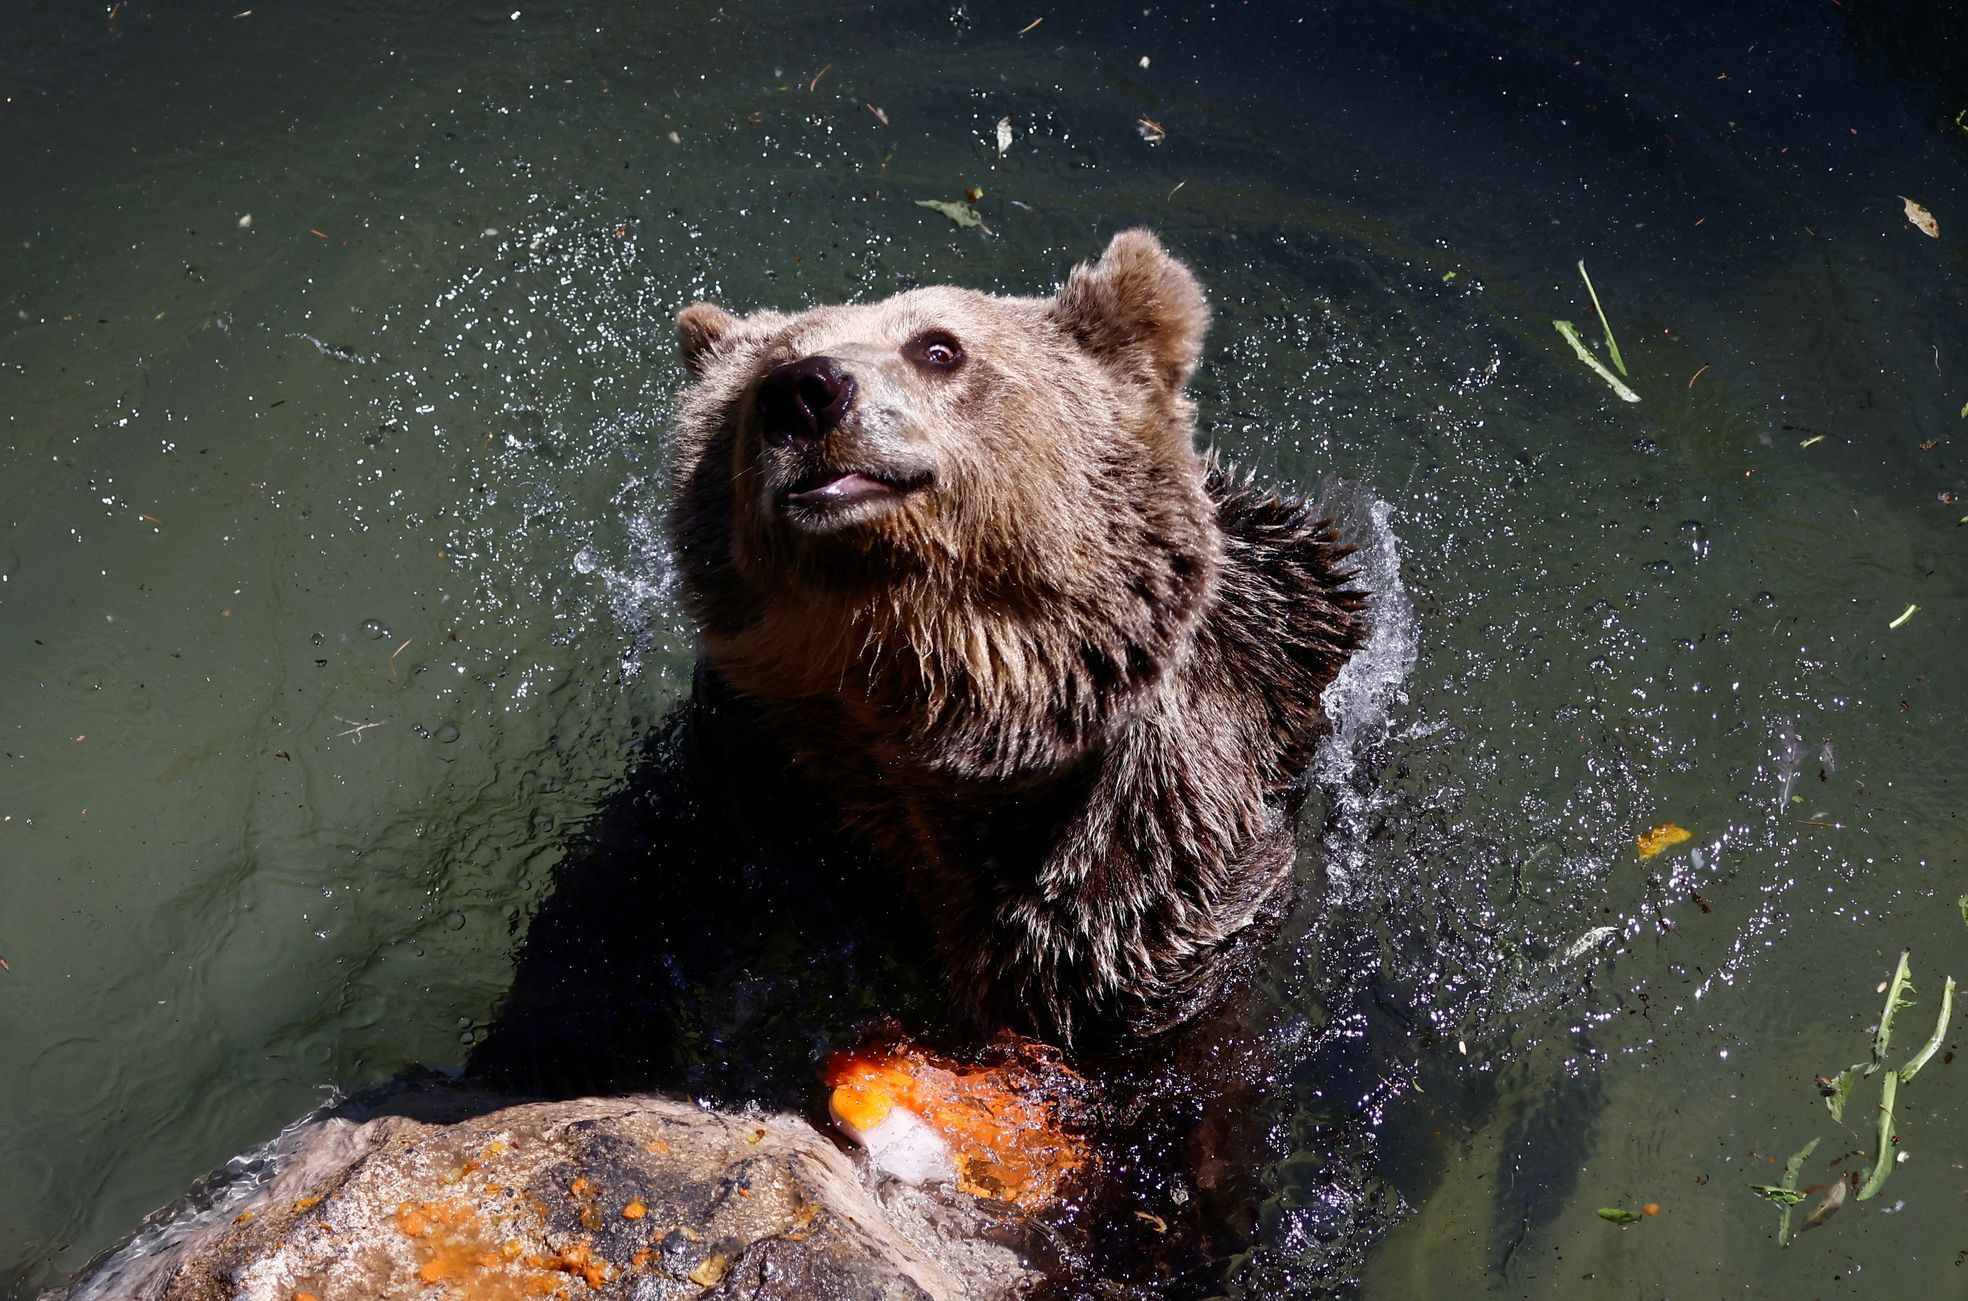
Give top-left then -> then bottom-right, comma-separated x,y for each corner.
1678,519 -> 1709,560
573,546 -> 599,575
433,723 -> 461,744
360,619 -> 387,640
310,632 -> 325,646
447,910 -> 467,931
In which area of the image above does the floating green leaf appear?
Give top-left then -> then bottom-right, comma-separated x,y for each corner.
1823,1064 -> 1864,1123
1748,1185 -> 1808,1207
1761,1136 -> 1819,1246
1554,320 -> 1641,403
915,198 -> 983,228
1596,1207 -> 1644,1225
1872,950 -> 1914,1067
1762,952 -> 1960,1236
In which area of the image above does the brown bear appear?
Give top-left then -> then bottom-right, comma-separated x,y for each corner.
667,230 -> 1366,1048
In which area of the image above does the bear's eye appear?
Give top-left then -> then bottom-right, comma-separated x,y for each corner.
906,332 -> 964,371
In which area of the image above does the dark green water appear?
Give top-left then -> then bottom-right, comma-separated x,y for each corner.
3,1 -> 1965,1294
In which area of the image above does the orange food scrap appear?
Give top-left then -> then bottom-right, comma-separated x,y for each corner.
292,1195 -> 323,1211
394,1202 -> 430,1238
823,1038 -> 1093,1209
394,1199 -> 554,1290
621,1198 -> 647,1220
644,1140 -> 671,1155
569,1176 -> 596,1198
296,1294 -> 320,1301
1643,1202 -> 1660,1216
233,1209 -> 256,1224
1637,822 -> 1692,860
482,1140 -> 508,1158
784,1203 -> 820,1244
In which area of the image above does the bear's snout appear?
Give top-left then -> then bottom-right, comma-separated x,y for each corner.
758,356 -> 857,448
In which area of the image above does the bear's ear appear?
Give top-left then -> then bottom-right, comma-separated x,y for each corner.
1052,229 -> 1210,394
677,302 -> 739,375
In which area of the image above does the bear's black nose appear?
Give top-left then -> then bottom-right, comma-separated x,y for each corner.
757,356 -> 857,447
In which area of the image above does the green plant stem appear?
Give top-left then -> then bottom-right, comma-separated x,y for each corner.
1553,321 -> 1641,403
1872,950 -> 1913,1071
1576,261 -> 1629,376
1856,1070 -> 1898,1201
1899,975 -> 1957,1085
1777,1136 -> 1818,1245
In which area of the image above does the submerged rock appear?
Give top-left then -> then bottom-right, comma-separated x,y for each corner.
56,1088 -> 1037,1300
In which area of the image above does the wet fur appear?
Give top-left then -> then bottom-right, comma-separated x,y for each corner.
667,231 -> 1366,1045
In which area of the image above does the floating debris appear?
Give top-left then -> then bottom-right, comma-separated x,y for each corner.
1636,822 -> 1691,860
1900,196 -> 1939,239
1750,1137 -> 1817,1247
1888,603 -> 1919,630
1798,1177 -> 1847,1233
1554,320 -> 1640,403
1560,925 -> 1618,965
916,197 -> 983,228
292,333 -> 379,365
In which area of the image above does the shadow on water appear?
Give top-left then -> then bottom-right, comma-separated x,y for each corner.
467,668 -> 946,1109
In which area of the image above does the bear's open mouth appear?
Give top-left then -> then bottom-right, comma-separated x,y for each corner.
779,466 -> 930,523
785,469 -> 899,506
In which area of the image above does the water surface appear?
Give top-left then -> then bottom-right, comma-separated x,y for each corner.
3,1 -> 1965,1294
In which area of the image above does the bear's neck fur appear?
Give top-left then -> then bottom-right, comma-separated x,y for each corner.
697,462 -> 1365,1044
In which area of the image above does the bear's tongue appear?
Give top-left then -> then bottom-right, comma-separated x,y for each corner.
786,470 -> 894,506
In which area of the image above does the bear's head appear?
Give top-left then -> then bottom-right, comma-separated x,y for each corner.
666,230 -> 1222,776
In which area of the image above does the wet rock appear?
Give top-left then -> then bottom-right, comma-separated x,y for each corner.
57,1089 -> 1036,1301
